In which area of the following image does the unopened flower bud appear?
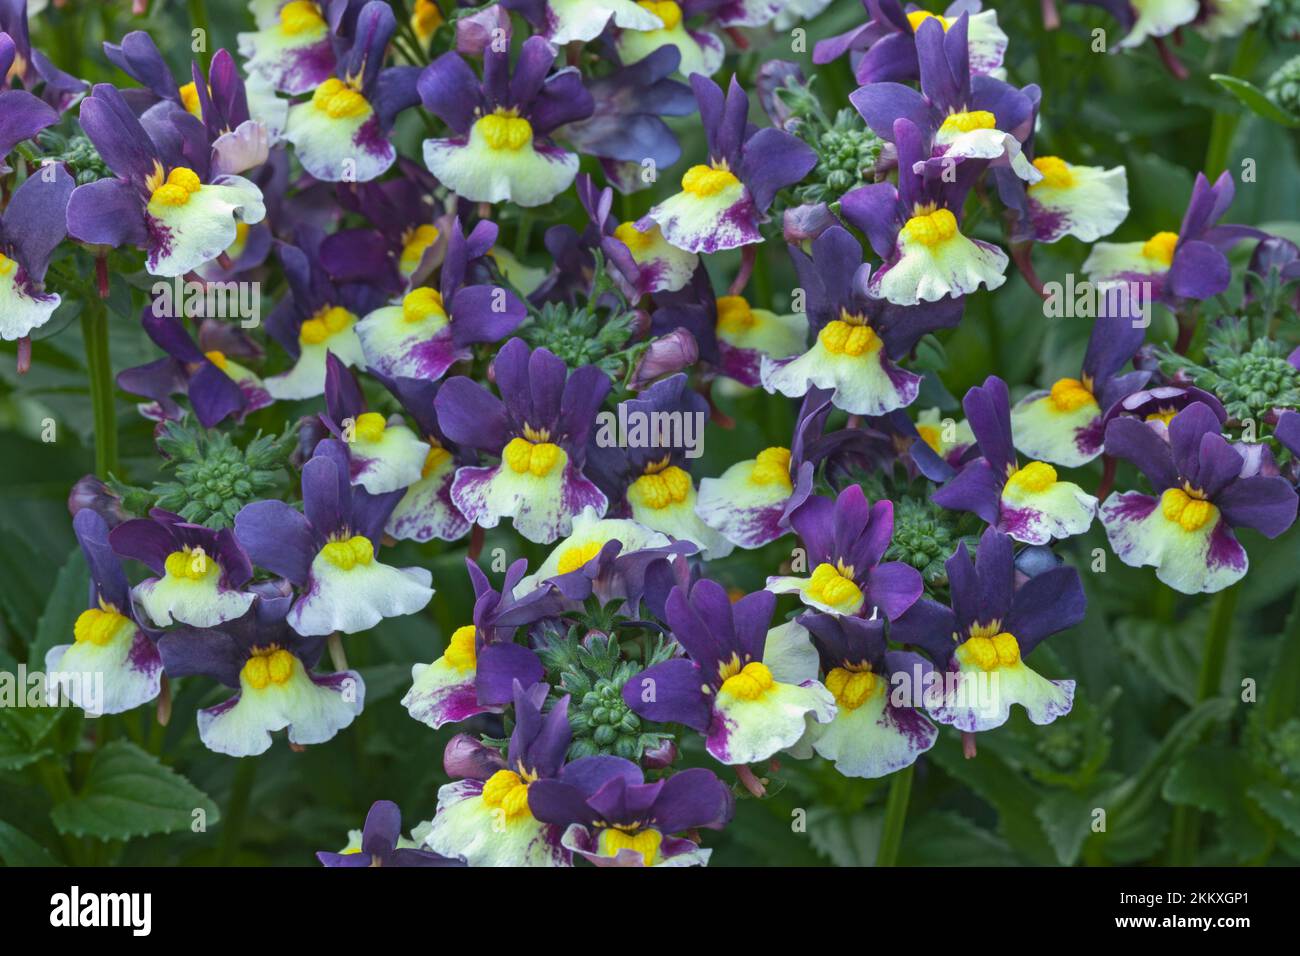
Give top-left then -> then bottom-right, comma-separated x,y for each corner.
457,5 -> 511,57
443,733 -> 507,780
629,329 -> 698,390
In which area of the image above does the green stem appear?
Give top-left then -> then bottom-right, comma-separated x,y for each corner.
81,297 -> 119,478
514,210 -> 533,261
218,758 -> 259,866
875,764 -> 915,867
1263,587 -> 1300,730
187,0 -> 213,71
1169,584 -> 1239,865
1204,32 -> 1261,177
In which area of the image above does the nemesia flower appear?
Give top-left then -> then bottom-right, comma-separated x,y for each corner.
320,353 -> 429,495
766,484 -> 924,621
761,224 -> 962,412
814,0 -> 1008,85
238,0 -> 350,95
797,612 -> 937,777
371,371 -> 472,543
156,593 -> 365,757
119,309 -> 272,428
1015,154 -> 1129,244
933,376 -> 1099,544
840,119 -> 1007,305
1009,305 -> 1149,467
614,2 -> 726,78
528,758 -> 733,866
317,800 -> 461,867
911,406 -> 975,465
513,505 -> 696,607
1099,383 -> 1226,438
44,510 -> 162,716
402,558 -> 560,731
0,163 -> 71,343
283,1 -> 422,182
109,508 -> 255,628
1195,0 -> 1267,39
500,0 -> 668,44
636,74 -> 817,254
425,680 -> 574,867
1074,0 -> 1200,49
0,36 -> 59,174
355,218 -> 527,381
0,2 -> 87,110
435,338 -> 610,544
1082,171 -> 1266,305
1100,402 -> 1298,593
562,46 -> 696,194
263,226 -> 383,400
234,440 -> 434,635
713,293 -> 807,388
891,526 -> 1085,731
66,84 -> 266,277
623,580 -> 836,766
419,35 -> 594,207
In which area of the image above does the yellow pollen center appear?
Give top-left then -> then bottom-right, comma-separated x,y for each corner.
917,423 -> 942,453
749,446 -> 792,488
149,166 -> 202,208
481,769 -> 533,820
629,465 -> 692,510
476,109 -> 534,151
401,286 -> 447,324
299,305 -> 355,345
957,631 -> 1021,670
907,10 -> 949,31
614,221 -> 655,256
715,295 -> 757,334
502,437 -> 564,477
681,163 -> 740,197
1160,487 -> 1216,532
639,0 -> 682,30
1142,231 -> 1179,266
819,318 -> 881,356
940,110 -> 997,135
824,666 -> 880,711
204,350 -> 229,371
312,77 -> 369,119
1048,377 -> 1095,412
280,0 -> 326,33
242,646 -> 296,690
808,562 -> 863,609
422,441 -> 451,478
178,81 -> 203,117
320,534 -> 375,570
73,607 -> 132,647
599,827 -> 663,865
557,540 -> 605,575
1145,408 -> 1177,426
163,548 -> 216,581
1031,155 -> 1074,189
719,661 -> 774,700
353,411 -> 388,444
0,253 -> 14,277
1006,460 -> 1058,494
443,625 -> 477,670
400,225 -> 441,274
902,207 -> 959,247
411,0 -> 444,41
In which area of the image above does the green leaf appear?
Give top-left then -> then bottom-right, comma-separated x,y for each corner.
898,810 -> 1019,866
0,820 -> 63,866
30,543 -> 90,671
51,741 -> 220,842
1164,746 -> 1272,861
805,806 -> 882,867
1249,784 -> 1300,839
1210,75 -> 1300,129
1036,787 -> 1105,866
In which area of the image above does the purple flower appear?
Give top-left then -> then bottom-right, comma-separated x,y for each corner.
237,0 -> 358,95
66,84 -> 266,277
798,611 -> 937,777
354,217 -> 526,383
636,73 -> 817,254
419,34 -> 593,207
840,118 -> 1008,305
317,800 -> 462,867
109,507 -> 256,628
623,580 -> 836,766
500,0 -> 669,44
434,338 -> 610,544
424,681 -> 574,867
234,439 -> 434,635
529,757 -> 733,866
282,1 -> 422,182
0,3 -> 87,111
44,509 -> 163,716
1100,402 -> 1298,593
814,0 -> 1008,86
892,526 -> 1085,731
933,376 -> 1099,545
767,483 -> 923,621
761,224 -> 963,413
157,593 -> 364,757
0,161 -> 71,343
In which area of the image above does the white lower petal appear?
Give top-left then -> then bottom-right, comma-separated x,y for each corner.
135,574 -> 253,628
349,424 -> 430,494
870,231 -> 1007,305
197,664 -> 364,757
1027,163 -> 1129,243
387,459 -> 471,543
999,477 -> 1097,544
1010,391 -> 1104,468
425,780 -> 570,867
423,131 -> 578,208
696,460 -> 792,549
265,332 -> 366,400
629,486 -> 734,560
284,101 -> 394,183
706,679 -> 836,765
146,176 -> 266,277
929,661 -> 1073,732
44,626 -> 161,716
451,461 -> 608,545
401,656 -> 489,729
810,689 -> 936,778
761,340 -> 920,415
641,183 -> 760,254
1100,491 -> 1248,594
0,268 -> 59,340
290,555 -> 434,636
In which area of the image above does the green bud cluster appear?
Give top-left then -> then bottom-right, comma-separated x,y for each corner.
1165,333 -> 1300,423
150,421 -> 292,528
1267,718 -> 1300,782
887,496 -> 960,587
1267,54 -> 1300,118
796,110 -> 884,205
37,131 -> 112,186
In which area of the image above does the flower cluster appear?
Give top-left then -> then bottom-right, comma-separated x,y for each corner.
13,0 -> 1299,869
